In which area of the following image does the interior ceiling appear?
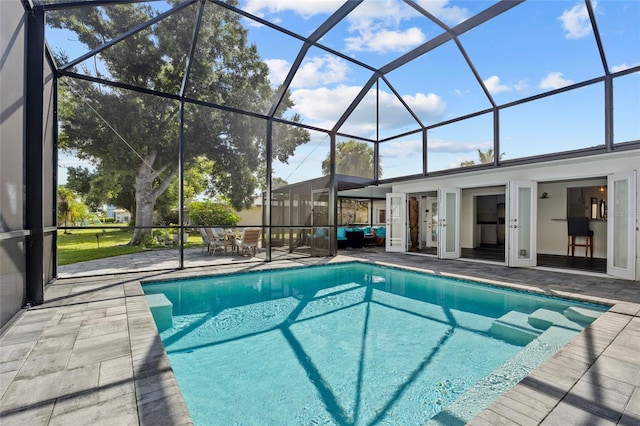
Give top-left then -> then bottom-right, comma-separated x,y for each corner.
37,0 -> 637,145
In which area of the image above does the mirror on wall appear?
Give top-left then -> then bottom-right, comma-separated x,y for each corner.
600,199 -> 607,219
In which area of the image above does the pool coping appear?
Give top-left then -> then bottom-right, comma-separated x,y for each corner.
1,254 -> 639,425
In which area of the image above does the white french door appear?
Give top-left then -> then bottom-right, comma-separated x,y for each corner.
507,181 -> 537,267
607,171 -> 637,280
386,193 -> 407,252
438,187 -> 460,259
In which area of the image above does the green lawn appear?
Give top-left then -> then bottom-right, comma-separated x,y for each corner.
57,227 -> 202,265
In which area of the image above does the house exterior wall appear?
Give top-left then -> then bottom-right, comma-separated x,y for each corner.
391,151 -> 640,280
237,206 -> 262,227
114,210 -> 131,223
0,1 -> 27,328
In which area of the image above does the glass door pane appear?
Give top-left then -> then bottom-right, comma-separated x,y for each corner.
607,171 -> 637,280
425,196 -> 438,249
385,193 -> 406,252
508,181 -> 537,267
438,188 -> 460,259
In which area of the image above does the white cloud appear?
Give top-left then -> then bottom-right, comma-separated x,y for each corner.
379,139 -> 423,159
513,80 -> 530,92
539,72 -> 574,90
350,0 -> 470,27
559,2 -> 593,40
245,1 -> 469,57
264,59 -> 290,87
483,75 -> 510,95
343,1 -> 425,55
243,0 -> 342,19
339,90 -> 380,137
401,92 -> 446,121
345,27 -> 426,54
265,55 -> 350,89
290,85 -> 363,129
343,89 -> 428,136
288,85 -> 445,136
482,75 -> 529,95
414,0 -> 470,26
612,62 -> 640,73
428,139 -> 492,154
293,55 -> 350,88
346,0 -> 416,24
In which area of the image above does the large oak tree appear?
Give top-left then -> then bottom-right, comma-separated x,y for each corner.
51,1 -> 309,244
321,140 -> 382,178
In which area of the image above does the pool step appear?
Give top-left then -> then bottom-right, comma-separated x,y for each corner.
564,306 -> 604,326
528,308 -> 583,332
429,324 -> 580,425
489,311 -> 544,345
146,293 -> 173,332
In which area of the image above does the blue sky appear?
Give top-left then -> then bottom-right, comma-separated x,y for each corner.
48,0 -> 640,185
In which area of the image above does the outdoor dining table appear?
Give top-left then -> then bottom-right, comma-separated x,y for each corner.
222,229 -> 242,254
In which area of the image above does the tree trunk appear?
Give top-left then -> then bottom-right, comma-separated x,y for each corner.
129,154 -> 157,245
128,152 -> 177,246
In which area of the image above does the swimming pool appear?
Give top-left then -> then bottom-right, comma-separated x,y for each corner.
143,262 -> 607,425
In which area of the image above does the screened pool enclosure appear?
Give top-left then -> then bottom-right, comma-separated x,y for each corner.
2,0 -> 639,321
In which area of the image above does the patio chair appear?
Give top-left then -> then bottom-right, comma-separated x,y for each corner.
235,228 -> 261,257
199,228 -> 212,254
337,227 -> 347,249
312,227 -> 329,249
207,227 -> 230,256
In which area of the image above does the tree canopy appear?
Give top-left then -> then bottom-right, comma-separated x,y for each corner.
321,140 -> 382,179
57,186 -> 91,227
50,1 -> 309,244
66,166 -> 121,212
188,201 -> 240,227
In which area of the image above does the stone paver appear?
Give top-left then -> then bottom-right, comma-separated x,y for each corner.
1,248 -> 639,425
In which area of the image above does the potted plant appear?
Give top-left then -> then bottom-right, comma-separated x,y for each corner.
171,226 -> 189,244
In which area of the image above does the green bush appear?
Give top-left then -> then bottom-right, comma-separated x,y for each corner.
160,210 -> 179,226
140,233 -> 155,248
189,201 -> 241,226
104,217 -> 115,223
153,228 -> 171,244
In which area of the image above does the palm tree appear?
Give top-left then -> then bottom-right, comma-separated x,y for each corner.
460,148 -> 505,167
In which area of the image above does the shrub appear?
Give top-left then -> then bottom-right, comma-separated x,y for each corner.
189,201 -> 241,226
140,233 -> 155,248
152,228 -> 168,240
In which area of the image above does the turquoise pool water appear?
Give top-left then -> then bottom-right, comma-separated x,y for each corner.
143,262 -> 607,425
